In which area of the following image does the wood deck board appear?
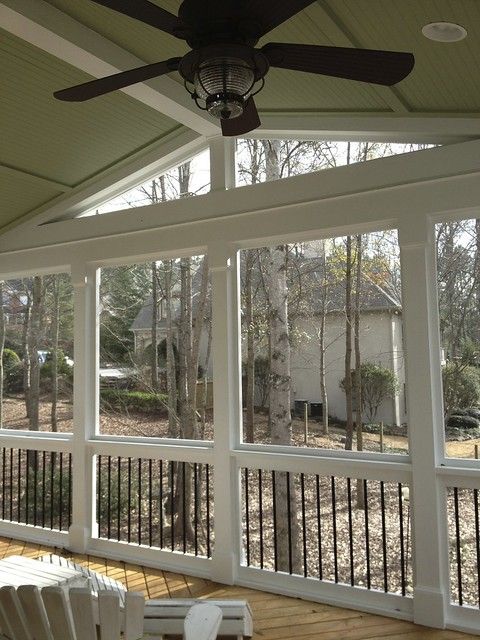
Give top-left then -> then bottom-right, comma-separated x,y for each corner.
0,536 -> 476,640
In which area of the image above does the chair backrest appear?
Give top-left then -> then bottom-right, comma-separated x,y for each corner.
0,586 -> 145,640
183,603 -> 222,640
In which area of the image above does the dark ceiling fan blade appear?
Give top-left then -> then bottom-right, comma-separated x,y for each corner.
89,0 -> 185,38
220,98 -> 260,136
54,58 -> 181,102
262,43 -> 415,86
221,98 -> 261,136
244,0 -> 317,38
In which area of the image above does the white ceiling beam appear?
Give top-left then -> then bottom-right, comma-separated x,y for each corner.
3,138 -> 480,254
0,127 -> 205,238
0,0 -> 219,137
311,1 -> 411,113
0,164 -> 72,193
255,114 -> 480,143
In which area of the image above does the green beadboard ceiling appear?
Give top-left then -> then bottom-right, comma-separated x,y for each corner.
1,0 -> 480,231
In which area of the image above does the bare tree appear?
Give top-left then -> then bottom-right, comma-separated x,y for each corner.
344,234 -> 354,450
151,261 -> 159,392
50,275 -> 60,432
318,241 -> 329,434
244,250 -> 255,442
261,139 -> 300,573
27,276 -> 44,431
0,281 -> 4,428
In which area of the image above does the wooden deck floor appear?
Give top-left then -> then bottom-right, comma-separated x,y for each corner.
0,536 -> 475,640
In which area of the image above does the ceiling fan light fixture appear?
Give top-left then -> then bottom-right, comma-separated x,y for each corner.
422,22 -> 467,42
193,57 -> 256,120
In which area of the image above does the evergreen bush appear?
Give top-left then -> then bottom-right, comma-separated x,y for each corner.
100,389 -> 169,414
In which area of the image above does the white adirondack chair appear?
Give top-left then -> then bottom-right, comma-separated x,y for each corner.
184,604 -> 222,640
0,585 -> 222,640
0,586 -> 144,640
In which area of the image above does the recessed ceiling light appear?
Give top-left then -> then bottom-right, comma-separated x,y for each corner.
422,22 -> 467,42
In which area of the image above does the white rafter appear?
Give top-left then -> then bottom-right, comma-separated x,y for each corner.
311,1 -> 411,113
0,0 -> 219,136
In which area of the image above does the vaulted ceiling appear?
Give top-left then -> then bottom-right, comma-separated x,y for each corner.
1,0 -> 480,234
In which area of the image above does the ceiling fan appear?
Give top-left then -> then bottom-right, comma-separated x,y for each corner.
54,0 -> 415,136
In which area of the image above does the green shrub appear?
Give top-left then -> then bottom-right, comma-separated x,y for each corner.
442,363 -> 480,417
100,389 -> 169,414
447,414 -> 480,430
340,361 -> 398,422
2,348 -> 23,393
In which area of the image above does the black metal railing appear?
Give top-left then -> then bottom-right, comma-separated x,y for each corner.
0,447 -> 71,531
448,486 -> 480,607
242,468 -> 411,595
96,456 -> 213,557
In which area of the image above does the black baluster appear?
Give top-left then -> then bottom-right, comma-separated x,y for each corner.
364,479 -> 371,590
347,477 -> 354,586
244,468 -> 250,566
454,487 -> 463,605
398,483 -> 406,596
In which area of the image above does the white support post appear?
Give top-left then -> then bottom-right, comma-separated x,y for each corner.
209,136 -> 236,192
69,262 -> 99,553
210,243 -> 242,584
399,217 -> 448,628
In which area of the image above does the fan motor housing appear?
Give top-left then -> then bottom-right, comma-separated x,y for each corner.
178,44 -> 269,85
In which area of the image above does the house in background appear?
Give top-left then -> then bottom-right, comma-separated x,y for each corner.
291,278 -> 405,426
131,261 -> 405,426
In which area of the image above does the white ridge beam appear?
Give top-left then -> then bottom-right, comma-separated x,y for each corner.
0,0 -> 219,136
255,114 -> 480,144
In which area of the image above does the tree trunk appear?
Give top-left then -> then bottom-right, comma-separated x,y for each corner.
262,139 -> 301,573
165,260 -> 178,438
0,281 -> 4,428
476,219 -> 480,344
22,286 -> 32,418
151,261 -> 159,392
354,235 -> 364,507
344,235 -> 354,450
50,275 -> 60,432
245,250 -> 255,443
319,241 -> 329,434
173,257 -> 195,544
28,276 -> 43,431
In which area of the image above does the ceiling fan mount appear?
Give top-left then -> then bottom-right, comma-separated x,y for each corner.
54,0 -> 415,137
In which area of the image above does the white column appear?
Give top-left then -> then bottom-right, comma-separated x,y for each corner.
209,136 -> 236,192
210,243 -> 242,584
399,218 -> 448,628
69,262 -> 99,552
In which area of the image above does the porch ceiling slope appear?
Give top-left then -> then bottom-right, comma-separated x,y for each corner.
1,0 -> 480,239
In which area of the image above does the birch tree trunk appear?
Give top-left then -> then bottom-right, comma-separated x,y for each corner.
262,139 -> 301,573
165,260 -> 178,438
